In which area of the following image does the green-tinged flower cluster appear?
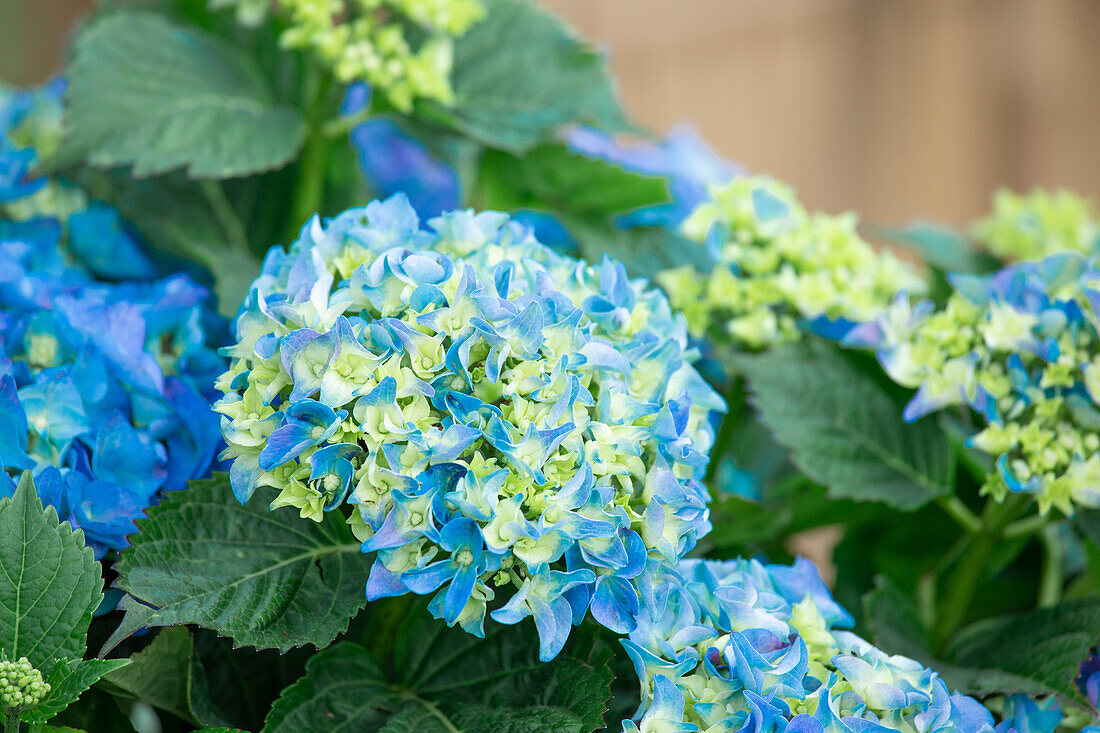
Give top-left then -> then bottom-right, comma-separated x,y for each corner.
209,0 -> 485,111
844,253 -> 1100,515
0,657 -> 49,711
975,188 -> 1098,263
658,176 -> 924,351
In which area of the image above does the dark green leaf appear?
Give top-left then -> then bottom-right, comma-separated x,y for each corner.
264,603 -> 612,732
43,687 -> 135,733
102,627 -> 199,725
478,145 -> 669,220
567,220 -> 712,282
734,339 -> 954,510
862,576 -> 933,662
944,598 -> 1100,706
107,475 -> 368,654
23,658 -> 131,725
56,11 -> 305,178
0,474 -> 102,667
432,0 -> 626,152
191,630 -> 310,731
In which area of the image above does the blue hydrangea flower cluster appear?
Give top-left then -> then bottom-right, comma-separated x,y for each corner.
215,194 -> 724,659
0,83 -> 226,557
622,556 -> 1066,733
845,253 -> 1100,515
1079,650 -> 1100,711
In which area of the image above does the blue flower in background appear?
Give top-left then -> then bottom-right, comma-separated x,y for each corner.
566,124 -> 740,229
342,83 -> 461,221
216,194 -> 725,658
0,82 -> 227,558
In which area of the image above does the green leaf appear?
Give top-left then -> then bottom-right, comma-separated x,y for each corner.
22,658 -> 131,725
478,145 -> 669,220
0,474 -> 102,668
102,627 -> 199,724
101,626 -> 306,730
432,0 -> 626,152
56,11 -> 305,178
107,474 -> 368,654
734,339 -> 954,510
862,576 -> 933,662
264,604 -> 612,732
944,598 -> 1100,706
867,222 -> 999,275
567,220 -> 712,283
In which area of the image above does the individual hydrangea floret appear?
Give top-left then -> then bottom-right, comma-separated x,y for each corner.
0,83 -> 226,557
215,194 -> 724,659
844,253 -> 1100,515
0,657 -> 49,712
975,188 -> 1098,263
622,556 -> 1059,733
658,176 -> 924,351
208,0 -> 485,111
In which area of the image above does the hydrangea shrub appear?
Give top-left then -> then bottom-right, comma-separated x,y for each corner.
2,0 -> 1098,730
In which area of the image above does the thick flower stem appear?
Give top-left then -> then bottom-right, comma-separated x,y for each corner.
4,713 -> 20,733
288,73 -> 335,239
932,495 -> 1027,654
1037,523 -> 1064,608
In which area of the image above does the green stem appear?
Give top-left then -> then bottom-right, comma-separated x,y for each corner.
932,495 -> 1027,653
935,495 -> 982,535
287,74 -> 335,239
4,713 -> 20,733
1002,512 -> 1049,540
1037,523 -> 1064,608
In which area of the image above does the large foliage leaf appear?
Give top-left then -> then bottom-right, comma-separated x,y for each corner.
107,475 -> 368,653
477,145 -> 669,220
56,11 -> 305,178
734,339 -> 954,510
0,475 -> 102,668
943,599 -> 1100,707
102,626 -> 305,730
860,576 -> 1072,707
431,0 -> 626,152
102,627 -> 203,725
264,603 -> 612,732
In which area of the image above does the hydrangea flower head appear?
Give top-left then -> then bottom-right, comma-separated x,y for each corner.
215,194 -> 724,659
658,176 -> 924,351
0,84 -> 226,557
209,0 -> 485,111
975,188 -> 1098,263
622,557 -> 1049,733
845,252 -> 1100,515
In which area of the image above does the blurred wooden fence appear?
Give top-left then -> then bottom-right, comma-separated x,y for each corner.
5,0 -> 1099,227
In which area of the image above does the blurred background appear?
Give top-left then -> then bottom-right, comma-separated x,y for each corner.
3,0 -> 1099,227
